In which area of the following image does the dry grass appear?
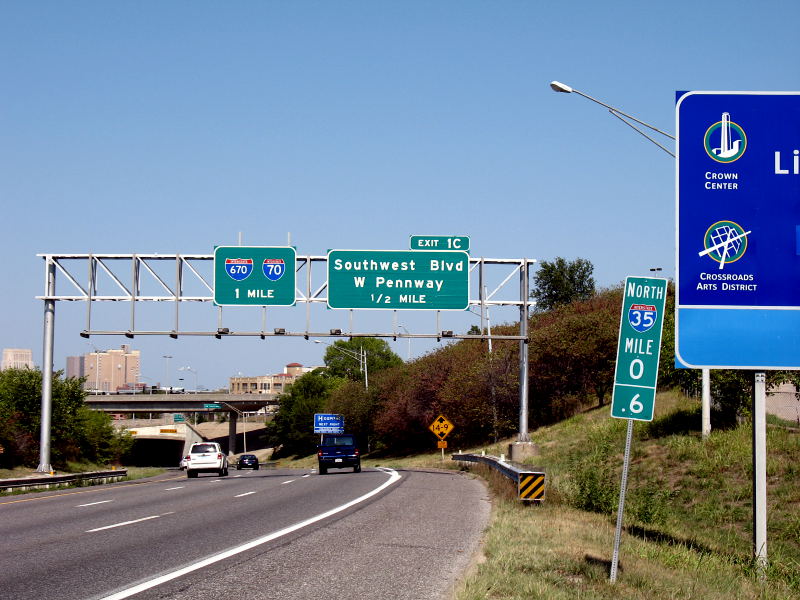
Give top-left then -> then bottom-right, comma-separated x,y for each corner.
449,390 -> 800,599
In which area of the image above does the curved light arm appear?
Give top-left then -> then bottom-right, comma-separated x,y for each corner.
550,81 -> 675,141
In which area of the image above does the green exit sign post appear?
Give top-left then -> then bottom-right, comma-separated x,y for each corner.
611,276 -> 668,422
327,249 -> 469,310
213,246 -> 296,306
409,235 -> 470,251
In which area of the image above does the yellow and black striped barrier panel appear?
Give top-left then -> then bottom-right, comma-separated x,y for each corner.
518,471 -> 545,501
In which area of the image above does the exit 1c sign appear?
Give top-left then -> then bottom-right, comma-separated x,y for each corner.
610,276 -> 668,422
409,235 -> 470,251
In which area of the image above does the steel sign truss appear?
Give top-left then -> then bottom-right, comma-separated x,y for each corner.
38,253 -> 535,341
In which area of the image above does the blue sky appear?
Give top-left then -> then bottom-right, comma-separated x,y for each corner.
3,1 -> 799,389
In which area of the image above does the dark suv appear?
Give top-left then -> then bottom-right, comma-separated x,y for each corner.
236,454 -> 259,470
317,434 -> 361,474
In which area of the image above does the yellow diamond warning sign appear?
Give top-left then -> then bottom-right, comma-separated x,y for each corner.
429,415 -> 454,440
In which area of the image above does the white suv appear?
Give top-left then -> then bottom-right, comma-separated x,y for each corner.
185,442 -> 229,478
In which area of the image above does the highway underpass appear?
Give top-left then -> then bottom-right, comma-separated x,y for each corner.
87,393 -> 273,461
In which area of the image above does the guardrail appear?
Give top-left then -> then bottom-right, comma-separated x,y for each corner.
453,453 -> 545,502
0,469 -> 128,493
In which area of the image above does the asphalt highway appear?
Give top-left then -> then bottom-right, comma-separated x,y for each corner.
0,466 -> 490,600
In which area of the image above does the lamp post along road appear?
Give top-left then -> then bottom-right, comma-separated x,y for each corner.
552,80 -> 768,574
162,355 -> 173,392
315,340 -> 368,389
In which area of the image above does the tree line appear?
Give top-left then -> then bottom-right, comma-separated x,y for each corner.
0,368 -> 133,469
268,257 -> 800,457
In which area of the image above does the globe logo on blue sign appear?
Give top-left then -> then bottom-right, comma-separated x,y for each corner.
628,304 -> 657,333
699,220 -> 750,270
225,258 -> 253,281
262,258 -> 285,282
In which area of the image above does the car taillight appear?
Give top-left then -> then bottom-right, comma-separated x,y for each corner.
185,455 -> 190,461
317,450 -> 323,458
217,453 -> 222,459
354,448 -> 360,456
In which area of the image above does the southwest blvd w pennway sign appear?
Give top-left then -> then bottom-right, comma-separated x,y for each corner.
213,246 -> 297,306
327,250 -> 469,310
676,92 -> 800,369
611,277 -> 668,422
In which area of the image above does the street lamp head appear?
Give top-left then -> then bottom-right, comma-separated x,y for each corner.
550,81 -> 573,93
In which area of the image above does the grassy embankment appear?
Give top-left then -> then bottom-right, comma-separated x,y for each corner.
276,391 -> 799,599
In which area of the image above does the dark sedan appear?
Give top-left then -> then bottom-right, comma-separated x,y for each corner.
236,454 -> 260,470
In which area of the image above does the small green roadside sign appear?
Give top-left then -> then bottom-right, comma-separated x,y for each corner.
204,403 -> 221,409
213,246 -> 296,306
327,249 -> 469,310
409,235 -> 470,251
611,276 -> 668,421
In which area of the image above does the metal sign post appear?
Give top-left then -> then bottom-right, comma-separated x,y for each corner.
609,275 -> 667,582
610,419 -> 634,583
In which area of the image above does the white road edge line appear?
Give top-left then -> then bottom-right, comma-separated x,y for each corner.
77,500 -> 113,507
164,487 -> 184,491
280,480 -> 295,485
98,468 -> 401,600
234,491 -> 256,498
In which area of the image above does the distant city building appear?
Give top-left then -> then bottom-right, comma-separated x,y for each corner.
1,348 -> 34,371
229,363 -> 318,406
83,344 -> 141,393
66,355 -> 85,379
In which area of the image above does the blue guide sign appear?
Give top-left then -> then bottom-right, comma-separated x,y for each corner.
676,92 -> 800,369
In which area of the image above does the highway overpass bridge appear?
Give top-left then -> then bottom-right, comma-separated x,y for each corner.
86,394 -> 273,461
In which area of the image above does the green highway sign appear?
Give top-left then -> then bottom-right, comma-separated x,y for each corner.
327,249 -> 469,310
213,246 -> 296,306
203,403 -> 222,409
611,276 -> 668,422
409,235 -> 470,251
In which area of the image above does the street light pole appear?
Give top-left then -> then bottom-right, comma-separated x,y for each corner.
314,340 -> 368,389
162,355 -> 172,392
179,366 -> 198,393
398,325 -> 411,360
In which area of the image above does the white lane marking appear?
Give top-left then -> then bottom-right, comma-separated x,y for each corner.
234,491 -> 256,498
233,475 -> 242,478
164,487 -> 184,491
98,468 -> 402,600
281,480 -> 296,485
77,500 -> 113,507
302,474 -> 310,478
86,512 -> 175,533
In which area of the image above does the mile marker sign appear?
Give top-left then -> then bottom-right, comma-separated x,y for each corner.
611,277 -> 668,422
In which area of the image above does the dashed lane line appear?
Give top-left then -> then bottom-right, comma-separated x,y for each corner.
97,468 -> 402,600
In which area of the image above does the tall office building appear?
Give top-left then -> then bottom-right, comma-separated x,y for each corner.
84,345 -> 141,393
1,348 -> 34,370
66,355 -> 85,379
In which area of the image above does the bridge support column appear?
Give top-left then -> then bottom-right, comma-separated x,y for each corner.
228,411 -> 238,456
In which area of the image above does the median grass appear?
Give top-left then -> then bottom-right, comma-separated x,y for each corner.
449,390 -> 800,599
